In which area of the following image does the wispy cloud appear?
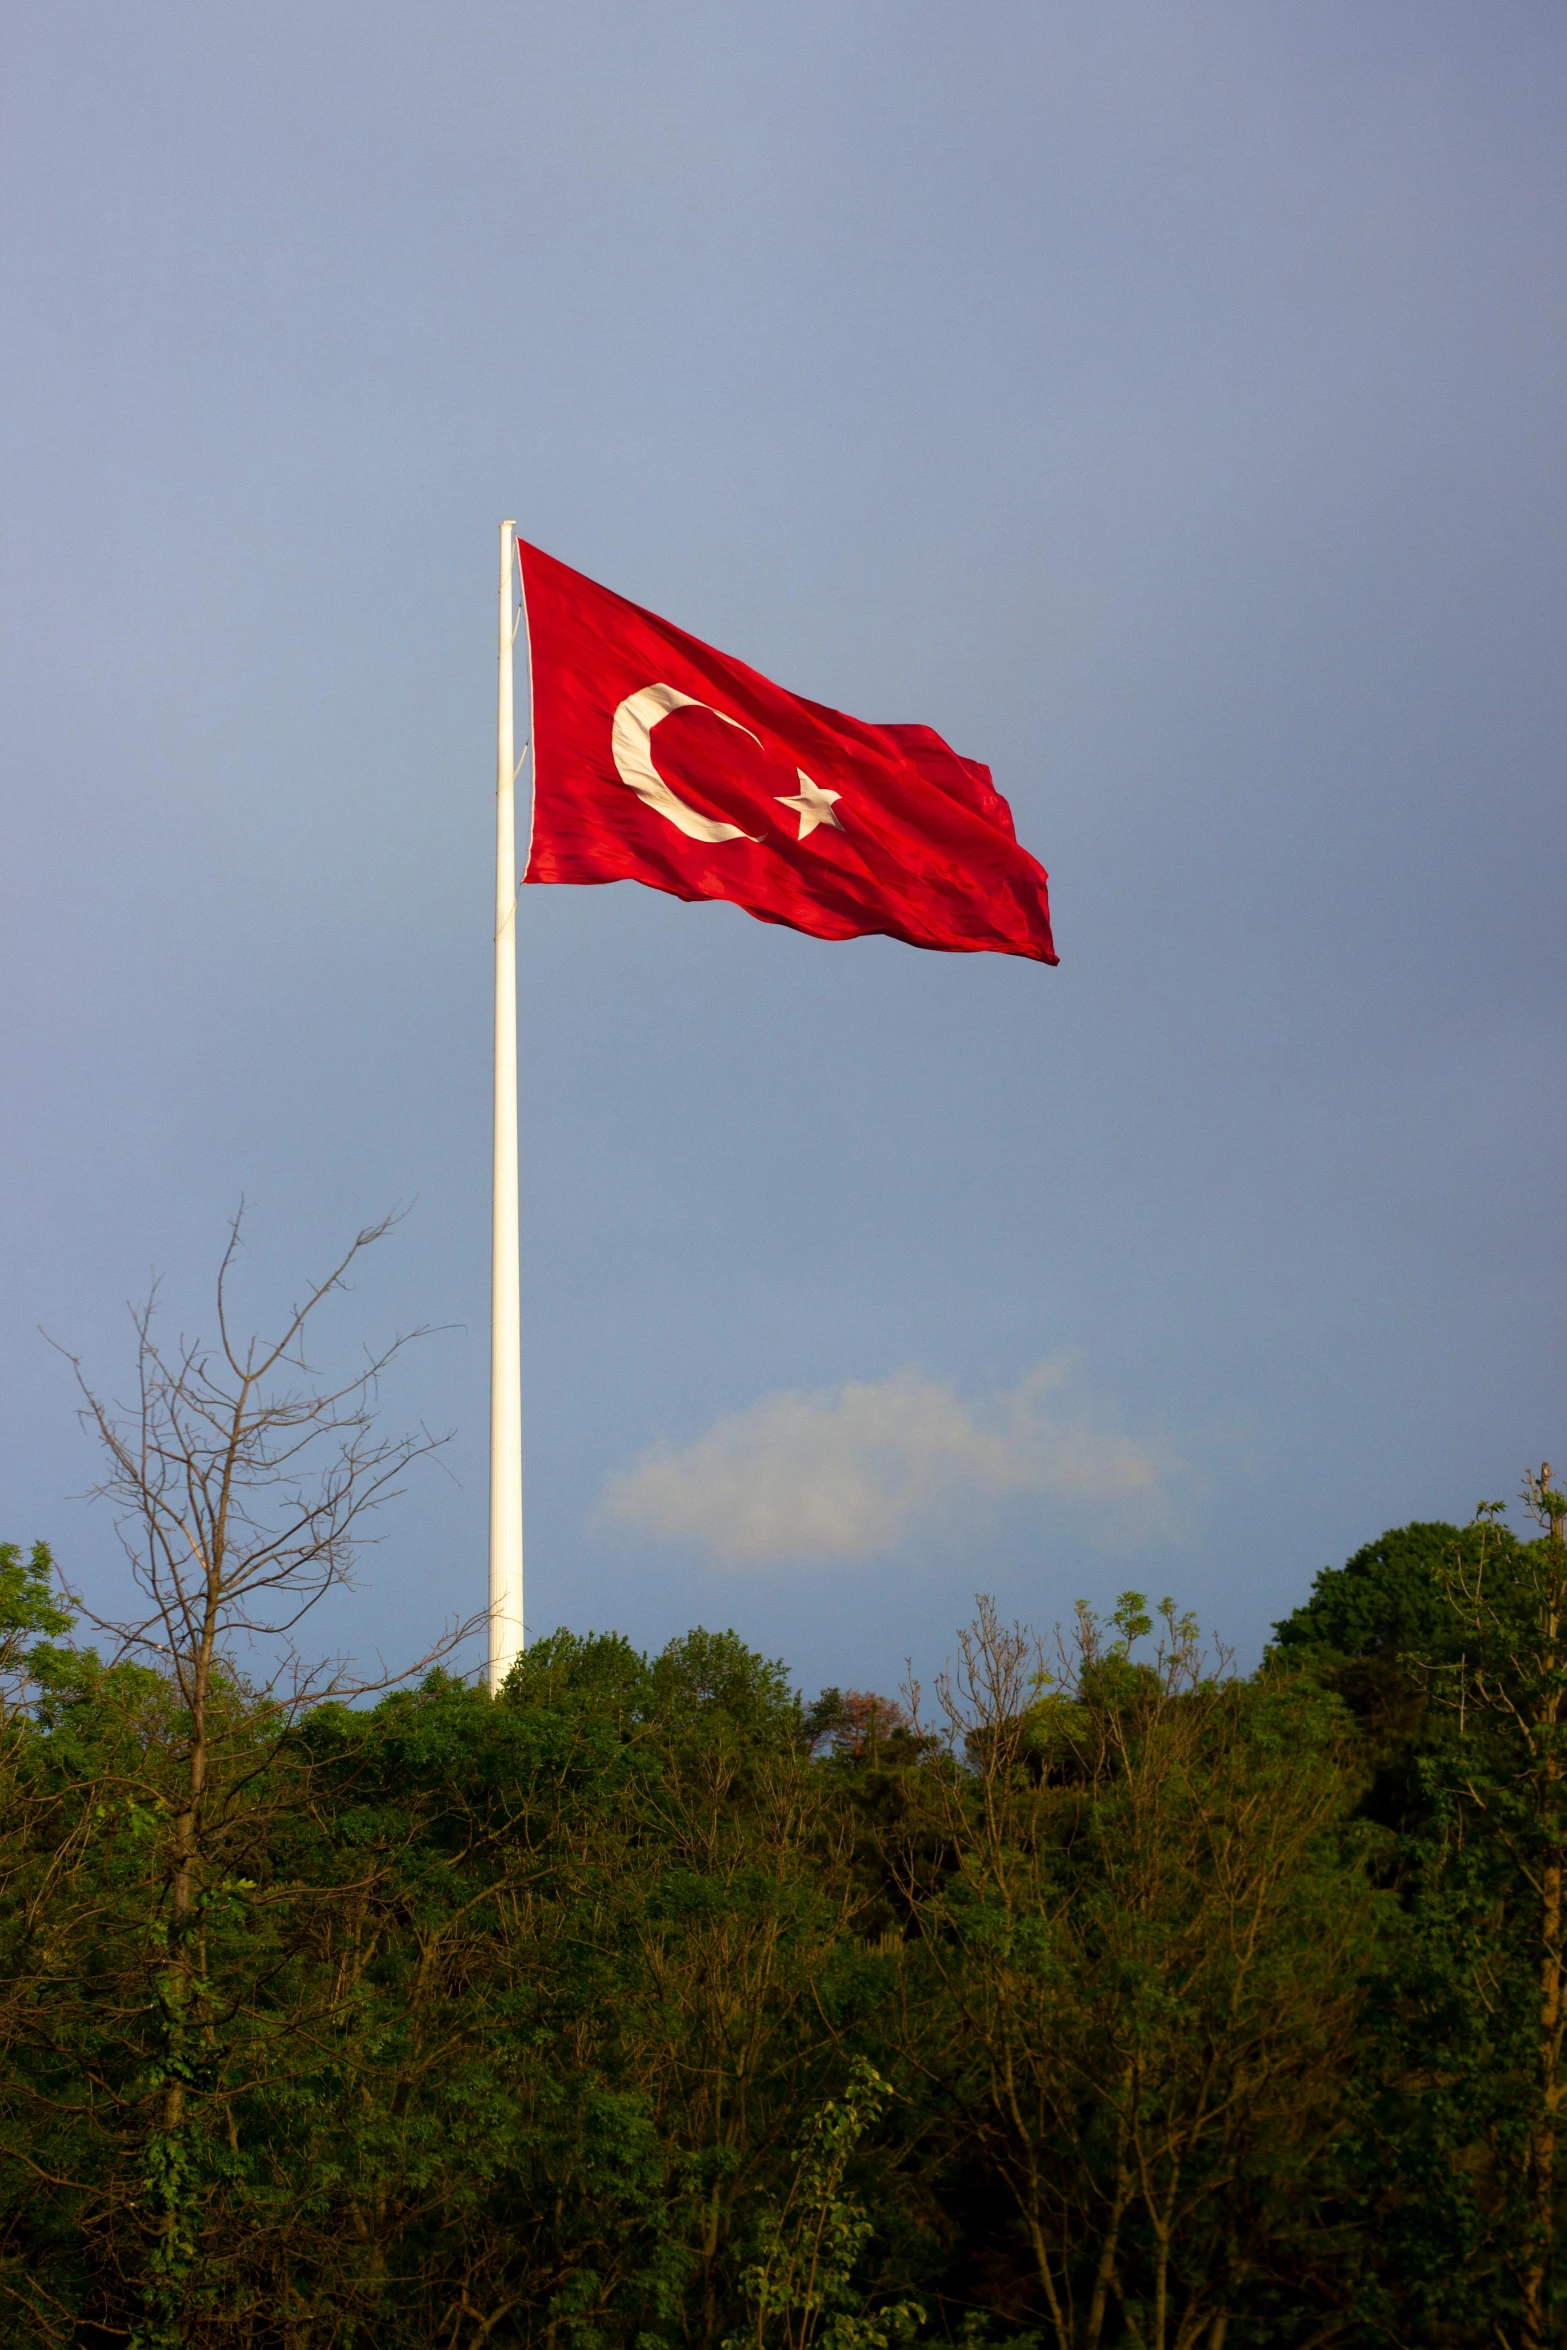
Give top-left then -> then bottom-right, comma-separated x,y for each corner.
599,1360 -> 1182,1567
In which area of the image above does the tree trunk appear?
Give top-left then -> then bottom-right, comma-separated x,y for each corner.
1084,2096 -> 1133,2350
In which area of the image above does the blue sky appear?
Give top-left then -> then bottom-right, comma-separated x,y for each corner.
3,2 -> 1564,1696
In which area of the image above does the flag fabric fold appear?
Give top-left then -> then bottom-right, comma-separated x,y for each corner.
518,539 -> 1058,966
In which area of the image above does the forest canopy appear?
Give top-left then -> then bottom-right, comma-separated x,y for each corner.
1,1489 -> 1565,2350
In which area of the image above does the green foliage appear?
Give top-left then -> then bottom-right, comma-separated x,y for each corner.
0,1538 -> 73,1689
1272,1516 -> 1517,1660
726,2059 -> 923,2350
648,1624 -> 799,1742
0,1524 -> 1560,2346
502,1624 -> 652,1718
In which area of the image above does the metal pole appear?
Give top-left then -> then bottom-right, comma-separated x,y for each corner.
489,520 -> 524,1689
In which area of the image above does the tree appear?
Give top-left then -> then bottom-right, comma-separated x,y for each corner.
802,1693 -> 917,1766
0,1543 -> 73,1696
6,1212 -> 465,2345
1269,1505 -> 1567,2342
1272,1519 -> 1511,1664
725,2058 -> 922,2350
1421,1472 -> 1567,2349
884,1597 -> 1377,2350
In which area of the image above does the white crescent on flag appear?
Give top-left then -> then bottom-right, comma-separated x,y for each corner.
609,683 -> 845,845
610,684 -> 758,842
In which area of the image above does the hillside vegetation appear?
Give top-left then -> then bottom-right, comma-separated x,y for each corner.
1,1494 -> 1565,2348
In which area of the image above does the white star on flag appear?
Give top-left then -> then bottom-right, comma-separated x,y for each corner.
776,771 -> 844,840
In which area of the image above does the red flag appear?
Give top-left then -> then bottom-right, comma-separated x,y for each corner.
518,540 -> 1057,965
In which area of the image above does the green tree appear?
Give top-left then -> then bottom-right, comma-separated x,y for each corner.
1275,1508 -> 1567,2344
883,1597 -> 1379,2350
726,2058 -> 922,2350
1418,1473 -> 1567,2349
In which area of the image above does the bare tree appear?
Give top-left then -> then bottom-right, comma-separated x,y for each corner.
38,1208 -> 475,2338
61,1203 -> 466,1913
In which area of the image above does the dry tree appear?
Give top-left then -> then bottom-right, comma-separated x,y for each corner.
21,1209 -> 480,2341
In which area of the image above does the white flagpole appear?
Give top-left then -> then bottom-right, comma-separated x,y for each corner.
489,519 -> 524,1690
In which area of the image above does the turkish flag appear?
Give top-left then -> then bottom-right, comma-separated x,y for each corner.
518,540 -> 1057,965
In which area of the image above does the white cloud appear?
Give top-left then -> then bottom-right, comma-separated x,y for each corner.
599,1360 -> 1181,1567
